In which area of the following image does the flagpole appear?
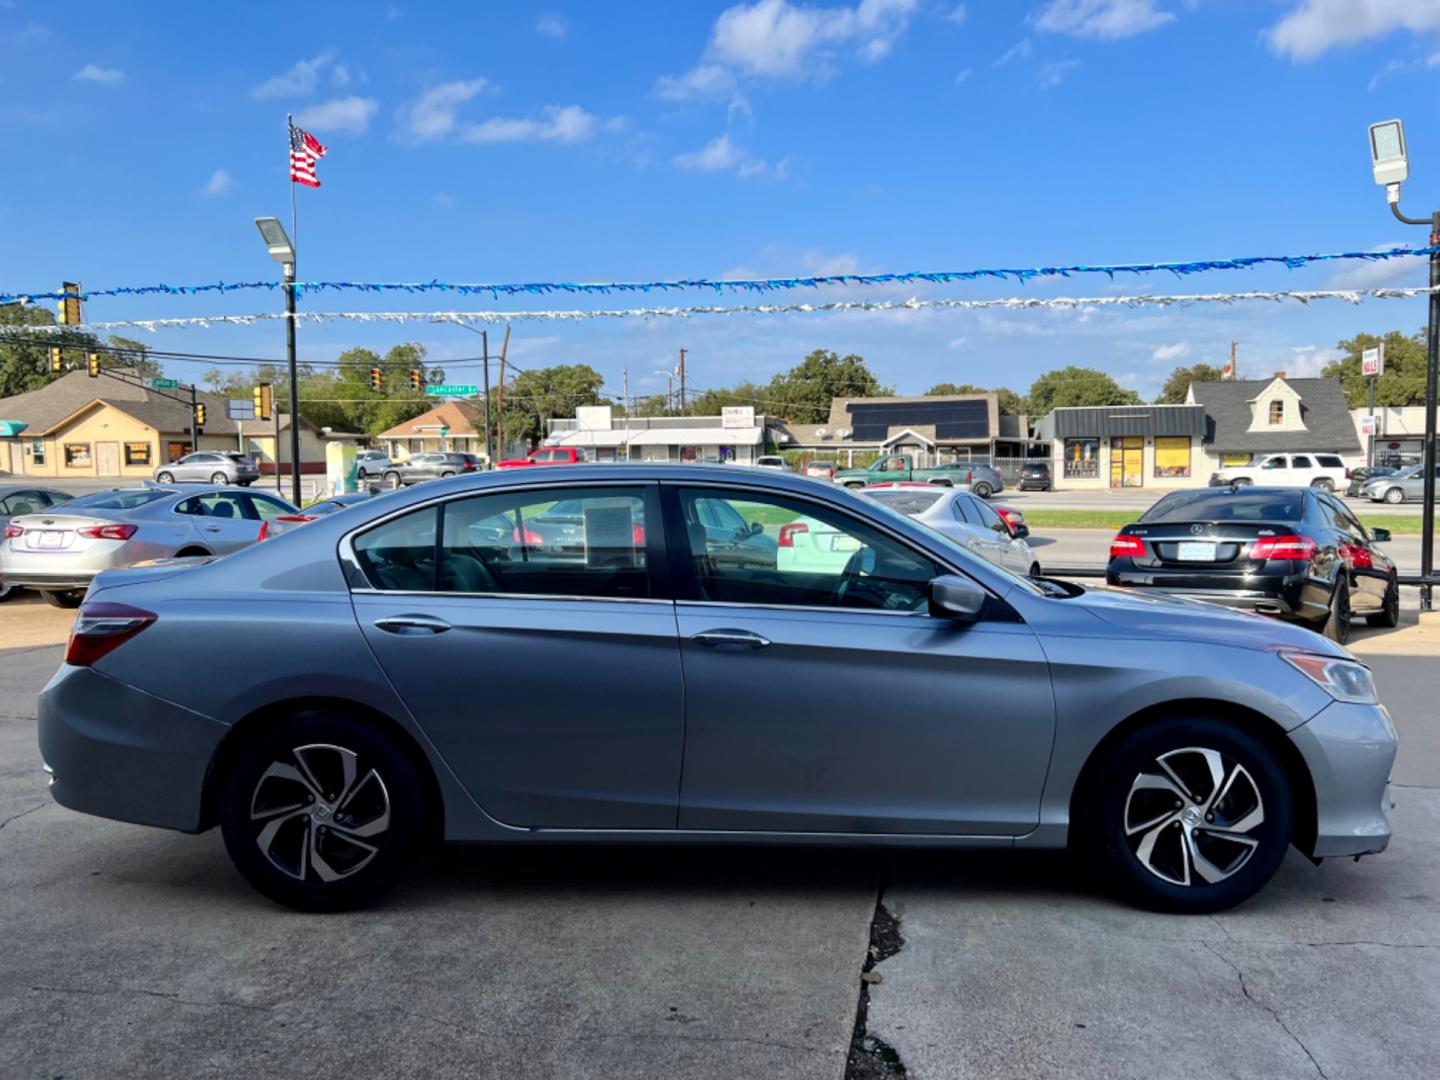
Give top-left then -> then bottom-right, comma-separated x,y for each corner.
285,113 -> 301,505
287,114 -> 298,265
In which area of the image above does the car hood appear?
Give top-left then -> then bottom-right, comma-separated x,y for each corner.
1054,583 -> 1350,658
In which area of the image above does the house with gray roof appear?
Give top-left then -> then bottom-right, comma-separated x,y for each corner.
0,369 -> 326,479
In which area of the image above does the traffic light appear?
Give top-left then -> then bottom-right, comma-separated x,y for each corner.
253,382 -> 273,421
409,369 -> 421,391
369,367 -> 382,392
194,402 -> 207,428
57,282 -> 82,327
87,351 -> 100,378
49,346 -> 62,373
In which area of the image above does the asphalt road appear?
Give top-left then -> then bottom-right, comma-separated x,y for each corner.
0,596 -> 1435,1080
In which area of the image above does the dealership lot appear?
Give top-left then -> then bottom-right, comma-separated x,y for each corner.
0,587 -> 1435,1080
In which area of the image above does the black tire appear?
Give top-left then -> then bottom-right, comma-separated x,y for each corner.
844,481 -> 865,490
973,482 -> 993,498
1080,716 -> 1294,914
42,590 -> 84,609
1384,486 -> 1405,505
384,471 -> 402,490
210,472 -> 228,485
440,470 -> 456,479
1367,574 -> 1401,628
218,709 -> 429,912
1231,477 -> 1253,488
1029,562 -> 1041,578
1321,578 -> 1352,644
156,471 -> 175,484
1311,478 -> 1335,493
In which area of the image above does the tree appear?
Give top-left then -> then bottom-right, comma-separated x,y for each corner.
500,363 -> 606,447
924,382 -> 1025,415
1155,363 -> 1224,404
764,350 -> 890,420
1025,365 -> 1141,417
686,380 -> 769,416
0,303 -> 104,398
1322,328 -> 1428,407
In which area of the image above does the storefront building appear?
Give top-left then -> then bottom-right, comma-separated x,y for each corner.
545,406 -> 771,463
377,401 -> 486,461
1032,405 -> 1207,490
1187,375 -> 1362,474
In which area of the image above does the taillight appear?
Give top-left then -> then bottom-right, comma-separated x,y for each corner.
65,601 -> 156,666
1344,468 -> 1351,479
1339,540 -> 1373,569
778,522 -> 809,547
1251,535 -> 1317,561
1110,534 -> 1146,559
513,527 -> 545,545
4,523 -> 22,539
462,464 -> 477,472
258,515 -> 313,540
632,525 -> 646,545
997,508 -> 1019,528
76,523 -> 138,541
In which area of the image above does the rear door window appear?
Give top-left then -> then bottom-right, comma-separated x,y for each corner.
1316,455 -> 1343,469
1290,456 -> 1313,469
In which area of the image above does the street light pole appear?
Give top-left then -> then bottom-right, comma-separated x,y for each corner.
284,260 -> 301,506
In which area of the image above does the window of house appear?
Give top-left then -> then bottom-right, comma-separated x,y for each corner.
64,443 -> 91,468
1268,400 -> 1284,424
1063,438 -> 1099,478
1153,437 -> 1191,478
675,488 -> 940,612
29,438 -> 46,466
124,442 -> 152,466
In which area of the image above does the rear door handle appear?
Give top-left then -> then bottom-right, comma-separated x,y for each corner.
203,525 -> 221,532
691,628 -> 771,649
374,614 -> 452,635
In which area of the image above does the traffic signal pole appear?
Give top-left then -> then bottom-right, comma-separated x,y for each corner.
284,262 -> 301,506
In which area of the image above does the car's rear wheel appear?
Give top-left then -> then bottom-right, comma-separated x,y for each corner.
1384,486 -> 1406,504
156,471 -> 175,484
384,471 -> 402,490
1321,578 -> 1352,644
218,710 -> 429,911
1029,562 -> 1041,577
210,472 -> 229,485
1367,574 -> 1401,628
1081,717 -> 1293,913
844,481 -> 865,490
440,470 -> 456,478
42,590 -> 84,609
0,583 -> 15,601
1230,477 -> 1253,487
1311,478 -> 1335,493
973,481 -> 993,498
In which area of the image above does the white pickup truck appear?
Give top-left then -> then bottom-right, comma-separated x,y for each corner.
1209,452 -> 1350,492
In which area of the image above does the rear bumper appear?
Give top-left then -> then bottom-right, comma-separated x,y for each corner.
37,665 -> 226,833
1288,700 -> 1397,858
1105,568 -> 1329,621
0,570 -> 97,590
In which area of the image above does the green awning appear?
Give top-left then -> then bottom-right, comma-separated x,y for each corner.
0,420 -> 29,437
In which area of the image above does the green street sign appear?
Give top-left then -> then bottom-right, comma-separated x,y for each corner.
151,378 -> 179,389
425,384 -> 478,396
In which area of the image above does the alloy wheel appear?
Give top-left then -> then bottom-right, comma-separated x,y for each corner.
1123,746 -> 1264,887
248,743 -> 391,883
1385,487 -> 1405,504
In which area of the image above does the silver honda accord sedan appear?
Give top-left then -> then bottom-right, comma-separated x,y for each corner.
37,465 -> 1396,913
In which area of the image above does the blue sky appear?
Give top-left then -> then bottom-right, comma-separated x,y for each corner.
4,0 -> 1440,405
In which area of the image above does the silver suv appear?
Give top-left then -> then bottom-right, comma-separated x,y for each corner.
154,451 -> 260,487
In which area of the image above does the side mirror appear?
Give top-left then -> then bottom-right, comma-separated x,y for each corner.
748,520 -> 765,537
1371,527 -> 1391,543
928,575 -> 986,622
1012,523 -> 1030,539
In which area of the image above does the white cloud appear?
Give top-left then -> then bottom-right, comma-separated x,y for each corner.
947,4 -> 967,25
954,67 -> 972,84
199,169 -> 237,198
674,133 -> 748,171
536,13 -> 568,38
401,78 -> 491,142
992,38 -> 1033,66
656,63 -> 740,101
1034,0 -> 1176,40
947,336 -> 970,350
1267,0 -> 1440,61
330,63 -> 353,87
1152,341 -> 1191,362
461,104 -> 599,144
295,96 -> 378,135
1288,344 -> 1338,377
73,64 -> 124,85
1326,242 -> 1428,288
706,0 -> 918,80
1040,58 -> 1080,86
252,50 -> 337,100
432,192 -> 456,209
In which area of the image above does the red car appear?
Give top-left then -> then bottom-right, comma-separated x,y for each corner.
496,447 -> 589,469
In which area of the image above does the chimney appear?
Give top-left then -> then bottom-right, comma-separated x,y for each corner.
1274,371 -> 1286,380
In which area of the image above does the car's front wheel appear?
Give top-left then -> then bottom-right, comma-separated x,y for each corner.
1082,718 -> 1293,913
384,471 -> 402,489
210,472 -> 229,485
1367,574 -> 1401,628
1322,578 -> 1352,644
1384,486 -> 1406,504
155,471 -> 175,484
218,710 -> 430,911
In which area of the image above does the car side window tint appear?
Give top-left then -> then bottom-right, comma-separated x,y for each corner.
1290,456 -> 1312,468
247,495 -> 292,520
354,506 -> 439,591
952,498 -> 976,525
971,498 -> 1009,535
1324,495 -> 1367,540
677,488 -> 939,613
436,487 -> 649,598
1316,455 -> 1343,468
185,493 -> 251,519
1260,457 -> 1285,469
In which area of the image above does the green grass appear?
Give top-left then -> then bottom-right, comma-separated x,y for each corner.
1023,509 -> 1434,535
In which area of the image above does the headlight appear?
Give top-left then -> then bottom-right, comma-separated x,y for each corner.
1281,652 -> 1379,705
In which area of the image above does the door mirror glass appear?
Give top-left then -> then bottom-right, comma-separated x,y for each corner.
928,575 -> 986,621
1012,522 -> 1030,539
748,520 -> 765,537
1371,527 -> 1392,542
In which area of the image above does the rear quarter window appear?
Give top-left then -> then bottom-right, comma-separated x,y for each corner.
1316,455 -> 1343,468
1140,491 -> 1304,523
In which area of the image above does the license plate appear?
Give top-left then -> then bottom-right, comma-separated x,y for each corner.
831,535 -> 860,552
1176,541 -> 1217,561
37,530 -> 65,549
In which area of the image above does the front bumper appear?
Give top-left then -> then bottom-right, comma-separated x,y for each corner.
1288,700 -> 1398,858
37,664 -> 227,833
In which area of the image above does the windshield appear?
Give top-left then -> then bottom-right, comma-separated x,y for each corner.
866,489 -> 945,514
64,489 -> 172,511
1140,489 -> 1304,523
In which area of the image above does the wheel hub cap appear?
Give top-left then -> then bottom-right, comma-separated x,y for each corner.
1123,746 -> 1265,887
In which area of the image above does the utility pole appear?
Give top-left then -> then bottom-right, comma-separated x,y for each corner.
678,347 -> 687,416
481,330 -> 494,467
495,326 -> 509,465
668,374 -> 675,416
1229,341 -> 1238,380
623,368 -> 631,462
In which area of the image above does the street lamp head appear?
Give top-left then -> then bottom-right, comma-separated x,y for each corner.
1368,119 -> 1408,187
254,216 -> 295,265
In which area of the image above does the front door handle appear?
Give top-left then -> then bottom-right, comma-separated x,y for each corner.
203,525 -> 221,532
374,614 -> 452,635
691,628 -> 771,649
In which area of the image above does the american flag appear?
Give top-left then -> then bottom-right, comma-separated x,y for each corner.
289,122 -> 327,188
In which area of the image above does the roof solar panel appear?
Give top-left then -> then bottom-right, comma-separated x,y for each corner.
849,400 -> 989,441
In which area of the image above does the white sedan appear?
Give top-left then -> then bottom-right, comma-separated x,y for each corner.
861,483 -> 1040,577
